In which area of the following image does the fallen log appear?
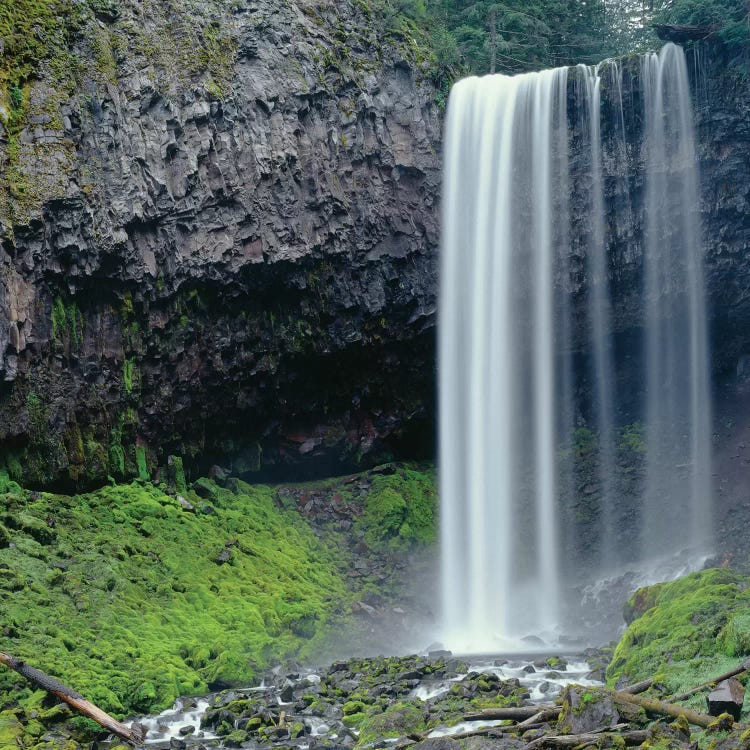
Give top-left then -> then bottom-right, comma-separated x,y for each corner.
653,23 -> 715,43
610,688 -> 738,729
514,707 -> 560,729
670,659 -> 750,702
621,677 -> 654,695
525,729 -> 650,748
464,705 -> 557,721
0,651 -> 146,746
411,727 -> 508,742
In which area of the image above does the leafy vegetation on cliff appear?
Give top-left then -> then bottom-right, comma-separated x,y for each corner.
395,0 -> 750,84
0,464 -> 436,743
655,0 -> 750,57
414,0 -> 613,75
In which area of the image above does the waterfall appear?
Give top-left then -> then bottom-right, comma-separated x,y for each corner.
577,63 -> 618,569
439,44 -> 712,651
439,67 -> 569,650
641,45 -> 712,558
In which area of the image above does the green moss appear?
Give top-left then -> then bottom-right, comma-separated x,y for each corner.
343,700 -> 367,715
170,455 -> 187,494
5,459 -> 21,486
0,709 -> 23,746
356,700 -> 431,746
718,611 -> 750,657
51,296 -> 67,340
136,446 -> 149,481
356,467 -> 437,552
51,296 -> 83,347
619,422 -> 646,454
120,291 -> 134,319
0,479 -> 351,720
572,426 -> 598,457
108,414 -> 126,479
122,358 -> 136,393
83,433 -> 109,484
608,569 -> 750,701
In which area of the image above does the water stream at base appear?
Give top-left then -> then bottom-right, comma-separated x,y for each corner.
125,655 -> 601,748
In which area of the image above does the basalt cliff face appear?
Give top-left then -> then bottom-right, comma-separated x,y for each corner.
2,6 -> 749,492
0,0 -> 441,488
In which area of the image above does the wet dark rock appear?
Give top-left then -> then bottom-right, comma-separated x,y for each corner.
707,678 -> 745,721
462,738 -> 526,750
557,685 -> 647,735
708,728 -> 750,750
279,684 -> 295,703
411,739 -> 461,750
644,717 -> 693,750
399,670 -> 423,681
544,656 -> 567,671
193,478 -> 220,501
214,548 -> 232,565
428,650 -> 451,660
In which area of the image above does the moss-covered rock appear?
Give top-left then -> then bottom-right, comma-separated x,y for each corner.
607,569 -> 750,706
0,461 -> 439,749
557,686 -> 646,735
0,479 -> 353,722
357,467 -> 437,552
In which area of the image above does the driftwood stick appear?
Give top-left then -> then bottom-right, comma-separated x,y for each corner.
514,707 -> 560,729
669,659 -> 750,702
621,677 -> 654,695
464,705 -> 557,721
0,652 -> 146,746
423,727 -> 507,741
611,688 -> 739,729
525,730 -> 650,749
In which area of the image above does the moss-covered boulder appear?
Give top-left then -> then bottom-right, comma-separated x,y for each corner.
557,686 -> 646,735
639,716 -> 693,749
607,569 -> 750,700
707,726 -> 750,749
0,478 -> 352,719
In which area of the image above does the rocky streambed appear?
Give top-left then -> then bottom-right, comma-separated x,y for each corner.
125,651 -> 605,749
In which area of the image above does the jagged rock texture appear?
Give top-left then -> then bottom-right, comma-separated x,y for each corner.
0,0 -> 441,487
1,5 -> 749,491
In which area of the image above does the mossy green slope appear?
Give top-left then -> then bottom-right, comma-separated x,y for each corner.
607,569 -> 750,703
0,477 -> 353,718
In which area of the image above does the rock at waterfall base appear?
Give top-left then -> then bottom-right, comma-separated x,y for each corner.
557,686 -> 646,734
707,678 -> 745,721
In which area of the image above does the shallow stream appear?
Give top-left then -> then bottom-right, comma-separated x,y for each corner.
125,652 -> 602,748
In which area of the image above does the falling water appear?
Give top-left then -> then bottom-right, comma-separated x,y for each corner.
440,44 -> 712,651
440,68 -> 569,650
577,62 -> 618,566
641,45 -> 712,558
